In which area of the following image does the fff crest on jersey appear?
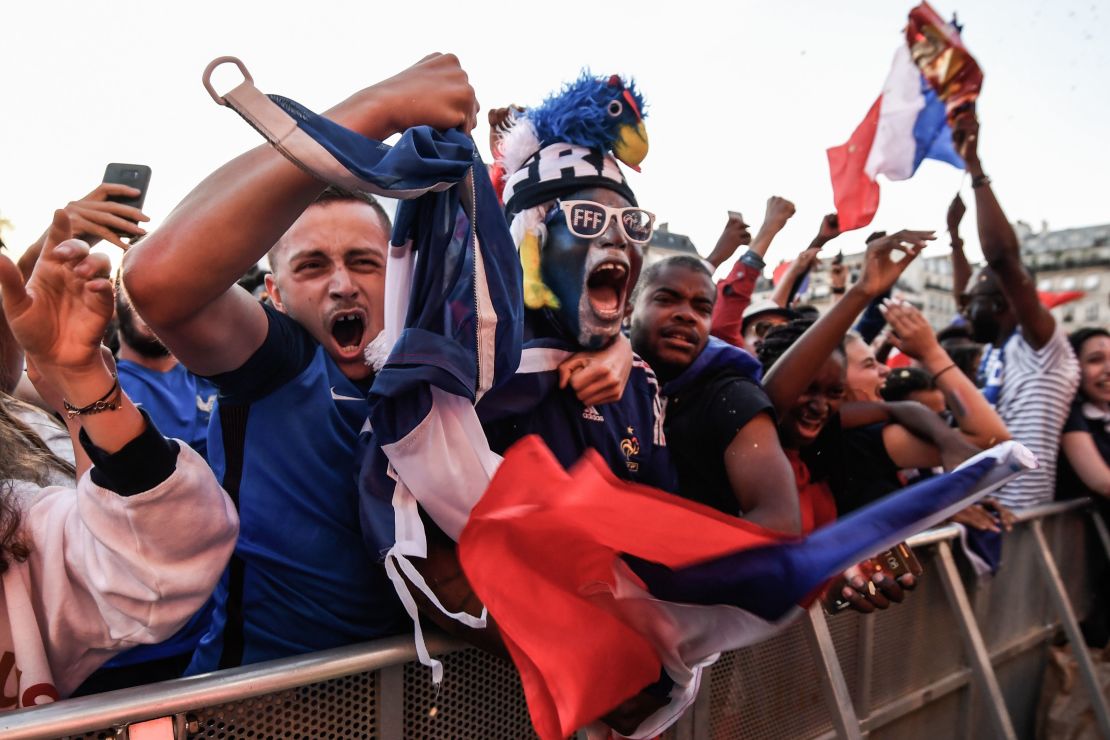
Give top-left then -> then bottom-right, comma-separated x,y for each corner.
621,427 -> 640,472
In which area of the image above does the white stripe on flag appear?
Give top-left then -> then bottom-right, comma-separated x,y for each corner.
864,45 -> 926,182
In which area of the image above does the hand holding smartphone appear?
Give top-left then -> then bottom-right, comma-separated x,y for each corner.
57,163 -> 153,249
822,543 -> 924,615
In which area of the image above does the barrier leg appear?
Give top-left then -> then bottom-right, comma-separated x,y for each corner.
377,664 -> 404,740
1092,508 -> 1110,563
934,540 -> 1017,740
1030,519 -> 1110,738
802,604 -> 863,740
852,614 -> 874,717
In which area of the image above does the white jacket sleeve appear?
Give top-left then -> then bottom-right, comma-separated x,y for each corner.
18,443 -> 238,695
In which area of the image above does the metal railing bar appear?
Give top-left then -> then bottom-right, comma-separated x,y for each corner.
1030,519 -> 1110,738
1010,498 -> 1091,522
0,634 -> 460,739
858,669 -> 971,732
905,523 -> 960,548
934,540 -> 1017,739
853,613 -> 875,717
1092,508 -> 1110,563
803,605 -> 863,740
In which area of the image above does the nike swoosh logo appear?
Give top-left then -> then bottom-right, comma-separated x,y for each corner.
330,387 -> 364,402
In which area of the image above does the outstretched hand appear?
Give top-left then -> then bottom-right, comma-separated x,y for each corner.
879,298 -> 946,365
0,210 -> 114,375
855,230 -> 933,298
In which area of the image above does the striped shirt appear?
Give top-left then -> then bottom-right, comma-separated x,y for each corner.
991,327 -> 1078,508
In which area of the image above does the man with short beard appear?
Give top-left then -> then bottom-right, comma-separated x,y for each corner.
114,279 -> 217,459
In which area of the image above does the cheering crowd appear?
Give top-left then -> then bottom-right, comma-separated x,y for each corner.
1,51 -> 1107,737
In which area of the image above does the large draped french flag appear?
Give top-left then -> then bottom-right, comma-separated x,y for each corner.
204,57 -> 1031,740
827,2 -> 981,231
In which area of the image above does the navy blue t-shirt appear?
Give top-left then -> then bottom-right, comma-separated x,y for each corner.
187,305 -> 404,673
479,314 -> 676,493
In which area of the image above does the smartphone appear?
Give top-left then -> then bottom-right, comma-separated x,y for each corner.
822,543 -> 924,615
103,163 -> 151,211
728,210 -> 745,222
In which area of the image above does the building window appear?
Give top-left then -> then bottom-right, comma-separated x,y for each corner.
1038,278 -> 1054,291
1086,303 -> 1100,322
1084,274 -> 1101,290
1062,276 -> 1078,291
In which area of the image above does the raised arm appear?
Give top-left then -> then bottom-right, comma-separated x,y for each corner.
772,213 -> 841,308
123,54 -> 477,376
762,230 -> 933,415
946,194 -> 972,306
952,110 -> 1055,349
881,297 -> 1010,447
0,211 -> 145,452
710,198 -> 792,346
705,211 -> 753,270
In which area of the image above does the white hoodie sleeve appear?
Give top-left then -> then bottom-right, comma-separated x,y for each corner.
12,443 -> 238,697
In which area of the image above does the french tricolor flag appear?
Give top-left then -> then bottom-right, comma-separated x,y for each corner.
827,8 -> 978,231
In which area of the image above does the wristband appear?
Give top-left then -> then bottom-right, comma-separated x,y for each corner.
933,363 -> 958,381
739,250 -> 766,270
63,375 -> 122,418
971,174 -> 991,189
831,286 -> 847,295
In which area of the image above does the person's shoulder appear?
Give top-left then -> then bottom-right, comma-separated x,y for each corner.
115,359 -> 152,381
1010,324 -> 1076,366
205,303 -> 320,403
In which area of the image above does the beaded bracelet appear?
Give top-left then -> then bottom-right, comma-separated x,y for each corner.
63,375 -> 122,418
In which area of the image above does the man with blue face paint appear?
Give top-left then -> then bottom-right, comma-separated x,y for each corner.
476,85 -> 673,487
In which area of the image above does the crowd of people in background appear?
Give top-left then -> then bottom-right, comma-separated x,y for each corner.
0,52 -> 1106,736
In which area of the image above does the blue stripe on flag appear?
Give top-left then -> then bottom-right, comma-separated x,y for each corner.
627,455 -> 1000,620
911,80 -> 964,172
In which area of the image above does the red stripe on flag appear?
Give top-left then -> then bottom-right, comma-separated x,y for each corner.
827,96 -> 882,231
459,435 -> 789,740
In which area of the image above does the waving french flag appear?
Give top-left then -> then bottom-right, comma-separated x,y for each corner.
827,4 -> 981,231
460,437 -> 1033,740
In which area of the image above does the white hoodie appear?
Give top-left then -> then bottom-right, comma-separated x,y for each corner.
1,444 -> 238,709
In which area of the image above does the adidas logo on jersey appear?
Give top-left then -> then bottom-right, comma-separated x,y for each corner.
582,405 -> 605,423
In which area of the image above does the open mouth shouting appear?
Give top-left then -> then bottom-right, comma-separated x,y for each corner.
585,257 -> 630,322
792,408 -> 828,442
328,308 -> 368,361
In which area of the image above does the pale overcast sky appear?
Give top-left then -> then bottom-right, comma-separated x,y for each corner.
1,0 -> 1106,276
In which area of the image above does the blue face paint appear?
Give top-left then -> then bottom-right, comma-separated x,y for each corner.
541,187 -> 643,349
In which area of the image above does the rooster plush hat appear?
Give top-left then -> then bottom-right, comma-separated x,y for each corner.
493,72 -> 648,310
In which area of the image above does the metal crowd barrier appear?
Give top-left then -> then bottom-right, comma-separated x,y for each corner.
2,499 -> 1106,740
